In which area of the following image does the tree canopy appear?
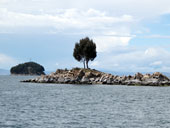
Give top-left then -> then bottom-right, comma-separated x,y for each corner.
73,37 -> 97,68
10,62 -> 45,75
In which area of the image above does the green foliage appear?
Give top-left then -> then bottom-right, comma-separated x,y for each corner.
73,37 -> 97,68
10,62 -> 45,75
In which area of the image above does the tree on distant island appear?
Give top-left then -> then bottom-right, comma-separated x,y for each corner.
73,37 -> 97,69
10,62 -> 45,75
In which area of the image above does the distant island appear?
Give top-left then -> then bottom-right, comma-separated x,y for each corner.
10,62 -> 45,75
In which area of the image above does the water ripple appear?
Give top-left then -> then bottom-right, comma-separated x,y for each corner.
1,76 -> 170,127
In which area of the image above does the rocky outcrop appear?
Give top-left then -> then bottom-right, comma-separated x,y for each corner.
22,68 -> 170,86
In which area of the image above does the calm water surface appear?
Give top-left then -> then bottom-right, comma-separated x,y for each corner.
0,75 -> 170,128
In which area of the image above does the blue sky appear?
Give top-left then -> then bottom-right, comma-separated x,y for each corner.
0,0 -> 170,72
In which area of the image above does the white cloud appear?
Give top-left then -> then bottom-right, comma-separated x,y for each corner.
145,48 -> 158,57
93,36 -> 132,52
94,47 -> 170,72
1,1 -> 169,55
0,8 -> 135,53
142,35 -> 170,39
150,61 -> 162,66
1,0 -> 170,17
0,0 -> 170,36
0,0 -> 9,4
0,8 -> 134,29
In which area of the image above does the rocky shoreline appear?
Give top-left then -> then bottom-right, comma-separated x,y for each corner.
22,68 -> 170,86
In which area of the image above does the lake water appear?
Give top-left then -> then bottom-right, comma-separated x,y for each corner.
1,76 -> 170,128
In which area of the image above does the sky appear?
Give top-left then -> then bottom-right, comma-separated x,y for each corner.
0,0 -> 170,72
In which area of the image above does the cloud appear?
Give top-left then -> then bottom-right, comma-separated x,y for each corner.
150,61 -> 162,66
1,0 -> 170,36
94,47 -> 170,72
1,1 -> 169,54
0,8 -> 135,53
0,0 -> 10,4
144,48 -> 158,57
1,0 -> 170,17
0,8 -> 134,29
139,35 -> 170,39
93,36 -> 132,52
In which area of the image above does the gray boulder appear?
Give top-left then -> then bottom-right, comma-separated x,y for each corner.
81,76 -> 90,84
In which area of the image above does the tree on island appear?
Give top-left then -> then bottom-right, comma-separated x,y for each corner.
73,37 -> 97,69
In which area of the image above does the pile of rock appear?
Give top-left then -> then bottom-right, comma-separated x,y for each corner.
22,68 -> 170,86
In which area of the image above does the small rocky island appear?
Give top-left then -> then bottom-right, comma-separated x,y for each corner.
11,62 -> 45,75
22,68 -> 170,86
21,38 -> 170,86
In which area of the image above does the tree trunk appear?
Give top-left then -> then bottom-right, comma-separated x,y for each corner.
86,60 -> 89,69
83,59 -> 85,69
